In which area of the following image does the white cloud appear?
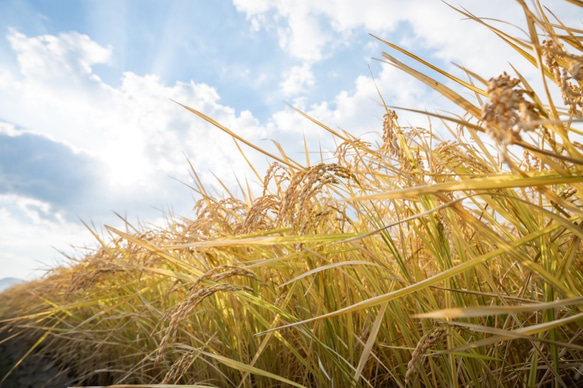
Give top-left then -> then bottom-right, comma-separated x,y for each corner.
232,0 -> 578,78
0,194 -> 90,280
0,121 -> 19,136
235,1 -> 333,61
280,63 -> 315,96
281,7 -> 332,62
0,30 -> 268,190
272,63 -> 436,148
14,196 -> 65,225
7,29 -> 111,81
232,0 -> 275,16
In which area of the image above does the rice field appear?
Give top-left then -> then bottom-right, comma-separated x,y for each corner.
1,1 -> 582,387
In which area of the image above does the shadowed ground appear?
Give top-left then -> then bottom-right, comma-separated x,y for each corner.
0,334 -> 74,388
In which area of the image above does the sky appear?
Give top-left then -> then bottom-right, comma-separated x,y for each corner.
0,0 -> 579,280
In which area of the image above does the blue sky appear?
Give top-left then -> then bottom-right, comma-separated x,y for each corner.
0,0 -> 578,279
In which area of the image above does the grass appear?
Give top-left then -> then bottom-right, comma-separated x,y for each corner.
1,1 -> 583,387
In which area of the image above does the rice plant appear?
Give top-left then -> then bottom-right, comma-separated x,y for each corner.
1,1 -> 582,387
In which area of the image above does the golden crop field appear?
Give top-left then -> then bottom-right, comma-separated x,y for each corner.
1,1 -> 582,387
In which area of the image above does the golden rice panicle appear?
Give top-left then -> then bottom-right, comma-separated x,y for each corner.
481,72 -> 539,159
237,161 -> 288,234
236,193 -> 280,233
277,162 -> 355,232
156,265 -> 257,362
542,38 -> 583,117
161,349 -> 199,384
381,109 -> 401,158
404,326 -> 448,386
190,196 -> 248,237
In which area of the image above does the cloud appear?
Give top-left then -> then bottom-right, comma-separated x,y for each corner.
234,1 -> 334,62
7,28 -> 111,81
232,0 -> 578,78
280,63 -> 315,96
271,63 -> 436,148
0,29 -> 269,192
0,123 -> 106,218
0,193 -> 94,279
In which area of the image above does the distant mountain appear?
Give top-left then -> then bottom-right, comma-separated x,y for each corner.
0,277 -> 24,292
